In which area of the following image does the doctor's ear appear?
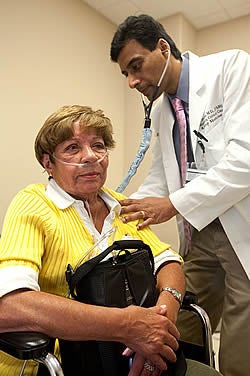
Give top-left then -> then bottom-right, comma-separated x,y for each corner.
158,39 -> 170,55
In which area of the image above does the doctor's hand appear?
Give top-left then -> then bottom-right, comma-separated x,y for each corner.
119,197 -> 178,230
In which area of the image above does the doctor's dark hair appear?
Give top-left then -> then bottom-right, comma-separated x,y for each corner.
110,14 -> 182,62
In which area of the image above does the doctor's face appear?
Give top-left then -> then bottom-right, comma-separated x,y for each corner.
117,39 -> 171,100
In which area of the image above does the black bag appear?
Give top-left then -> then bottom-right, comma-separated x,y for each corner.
66,239 -> 157,307
59,240 -> 186,376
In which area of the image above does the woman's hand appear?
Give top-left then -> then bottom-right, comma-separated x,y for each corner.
119,197 -> 178,229
122,304 -> 180,372
125,304 -> 177,376
128,353 -> 162,376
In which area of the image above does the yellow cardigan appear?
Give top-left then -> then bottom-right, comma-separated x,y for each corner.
0,183 -> 181,375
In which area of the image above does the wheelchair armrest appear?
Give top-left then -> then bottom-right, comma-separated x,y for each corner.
0,331 -> 50,360
181,291 -> 198,308
179,291 -> 215,368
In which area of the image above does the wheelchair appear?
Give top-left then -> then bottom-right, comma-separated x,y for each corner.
0,292 -> 215,376
179,291 -> 215,368
0,331 -> 63,376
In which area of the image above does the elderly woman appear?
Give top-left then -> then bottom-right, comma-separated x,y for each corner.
0,105 -> 221,376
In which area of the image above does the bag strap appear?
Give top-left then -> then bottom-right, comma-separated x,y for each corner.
66,240 -> 153,299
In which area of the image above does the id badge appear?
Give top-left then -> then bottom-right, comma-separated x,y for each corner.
186,167 -> 207,183
185,160 -> 208,183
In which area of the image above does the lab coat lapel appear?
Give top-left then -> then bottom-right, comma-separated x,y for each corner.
187,52 -> 207,157
157,95 -> 181,192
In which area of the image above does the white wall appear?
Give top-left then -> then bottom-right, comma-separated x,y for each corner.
197,15 -> 250,55
0,0 -> 124,230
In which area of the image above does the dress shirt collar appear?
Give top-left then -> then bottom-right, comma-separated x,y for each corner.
169,55 -> 189,104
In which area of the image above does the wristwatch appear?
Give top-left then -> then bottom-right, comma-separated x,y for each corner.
160,287 -> 182,306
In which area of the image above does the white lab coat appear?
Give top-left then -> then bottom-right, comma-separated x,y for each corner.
133,49 -> 250,278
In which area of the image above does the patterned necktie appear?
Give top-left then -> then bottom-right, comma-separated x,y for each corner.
171,97 -> 187,186
171,97 -> 191,249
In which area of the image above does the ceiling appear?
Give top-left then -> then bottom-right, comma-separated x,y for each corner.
82,0 -> 250,29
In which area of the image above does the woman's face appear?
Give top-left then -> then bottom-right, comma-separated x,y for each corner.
43,123 -> 109,200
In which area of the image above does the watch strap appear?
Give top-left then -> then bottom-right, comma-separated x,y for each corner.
160,287 -> 182,305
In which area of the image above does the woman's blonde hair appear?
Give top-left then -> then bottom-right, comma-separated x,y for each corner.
35,105 -> 115,166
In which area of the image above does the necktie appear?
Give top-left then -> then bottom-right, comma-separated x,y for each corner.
171,97 -> 191,249
171,98 -> 187,186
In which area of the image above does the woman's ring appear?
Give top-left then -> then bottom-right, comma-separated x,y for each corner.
140,210 -> 145,219
144,361 -> 155,372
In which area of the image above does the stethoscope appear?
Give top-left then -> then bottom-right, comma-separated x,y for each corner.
142,48 -> 171,129
116,48 -> 171,193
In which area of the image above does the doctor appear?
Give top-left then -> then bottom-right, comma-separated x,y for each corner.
110,14 -> 250,376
